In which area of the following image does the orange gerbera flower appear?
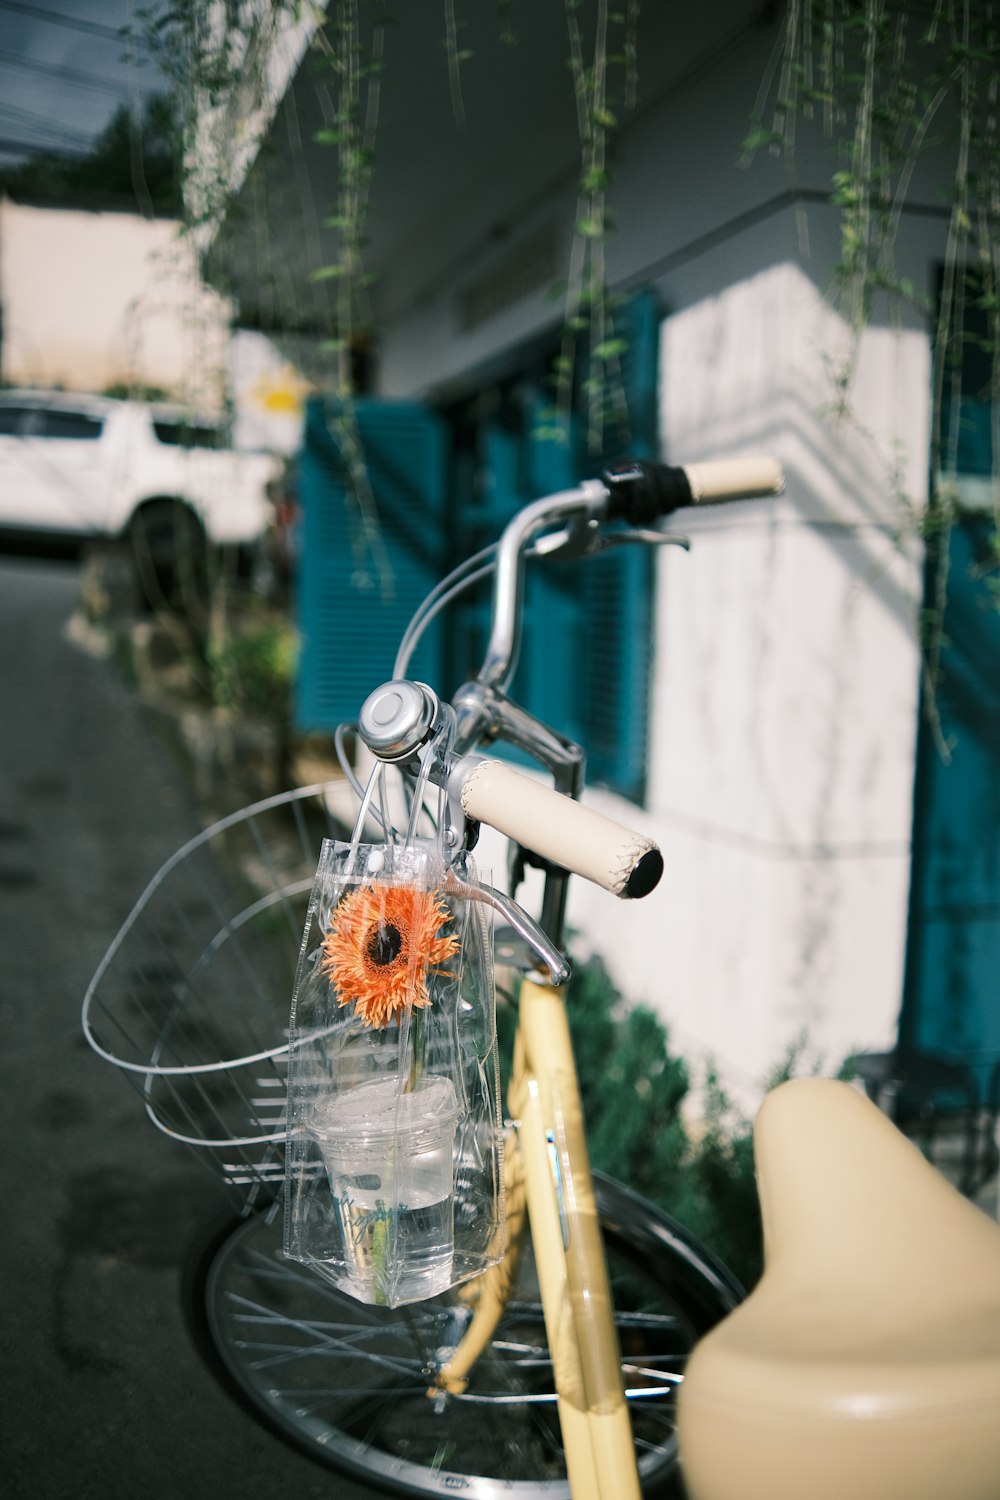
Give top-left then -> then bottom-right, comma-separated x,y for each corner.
320,881 -> 460,1029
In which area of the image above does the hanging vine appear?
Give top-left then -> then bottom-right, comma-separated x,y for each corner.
310,1 -> 392,594
135,0 -> 651,601
440,1 -> 641,456
127,0 -> 305,713
744,0 -> 1000,752
747,0 -> 999,497
135,0 -> 300,239
556,0 -> 642,454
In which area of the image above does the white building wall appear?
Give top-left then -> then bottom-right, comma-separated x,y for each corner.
566,262 -> 926,1105
0,200 -> 230,409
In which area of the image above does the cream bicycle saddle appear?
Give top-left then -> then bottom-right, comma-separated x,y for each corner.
677,1077 -> 1000,1500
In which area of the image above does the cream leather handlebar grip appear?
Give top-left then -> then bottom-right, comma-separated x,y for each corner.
683,456 -> 785,502
457,758 -> 663,899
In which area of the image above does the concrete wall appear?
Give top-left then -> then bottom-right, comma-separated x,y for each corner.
0,199 -> 230,409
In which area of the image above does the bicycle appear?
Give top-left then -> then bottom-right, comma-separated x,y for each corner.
84,450 -> 1000,1500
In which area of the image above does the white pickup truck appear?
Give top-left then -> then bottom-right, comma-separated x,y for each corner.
0,389 -> 281,599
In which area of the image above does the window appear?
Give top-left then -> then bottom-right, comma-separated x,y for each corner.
153,418 -> 227,449
0,404 -> 103,439
38,409 -> 104,440
0,406 -> 29,436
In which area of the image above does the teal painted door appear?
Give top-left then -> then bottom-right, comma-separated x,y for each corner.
900,514 -> 1000,1094
295,399 -> 448,731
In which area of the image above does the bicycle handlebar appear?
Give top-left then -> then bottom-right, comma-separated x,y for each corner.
479,457 -> 784,691
358,454 -> 783,919
454,757 -> 664,899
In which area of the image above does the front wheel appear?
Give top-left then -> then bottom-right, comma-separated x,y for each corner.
187,1173 -> 743,1498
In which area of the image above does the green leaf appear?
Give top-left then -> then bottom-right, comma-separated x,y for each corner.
742,124 -> 780,154
581,166 -> 609,193
593,338 -> 628,361
309,264 -> 346,281
532,423 -> 571,445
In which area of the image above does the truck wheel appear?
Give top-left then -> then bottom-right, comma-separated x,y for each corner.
130,501 -> 210,615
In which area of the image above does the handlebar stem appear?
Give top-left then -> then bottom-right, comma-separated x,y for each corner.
452,680 -> 585,788
480,481 -> 609,692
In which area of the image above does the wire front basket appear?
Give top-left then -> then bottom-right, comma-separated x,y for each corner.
83,782 -> 350,1209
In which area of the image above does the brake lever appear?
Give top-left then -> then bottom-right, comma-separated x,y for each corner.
442,869 -> 571,986
530,516 -> 689,564
595,528 -> 691,553
531,521 -> 691,560
527,517 -> 601,561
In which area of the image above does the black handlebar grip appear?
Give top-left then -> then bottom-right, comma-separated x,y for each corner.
603,460 -> 693,523
604,457 -> 784,524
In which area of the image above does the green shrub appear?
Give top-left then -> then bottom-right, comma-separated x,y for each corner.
206,609 -> 297,722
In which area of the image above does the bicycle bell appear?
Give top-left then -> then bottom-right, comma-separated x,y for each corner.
357,680 -> 441,764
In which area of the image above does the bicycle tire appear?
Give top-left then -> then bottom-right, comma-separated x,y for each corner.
187,1171 -> 744,1498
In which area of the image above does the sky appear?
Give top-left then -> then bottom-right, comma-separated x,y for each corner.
0,0 -> 160,168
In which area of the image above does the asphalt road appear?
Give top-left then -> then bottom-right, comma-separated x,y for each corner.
1,555 -> 375,1500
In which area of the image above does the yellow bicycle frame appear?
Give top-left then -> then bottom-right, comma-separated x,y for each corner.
436,975 -> 642,1500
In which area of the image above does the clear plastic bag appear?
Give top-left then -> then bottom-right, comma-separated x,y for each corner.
284,839 -> 503,1307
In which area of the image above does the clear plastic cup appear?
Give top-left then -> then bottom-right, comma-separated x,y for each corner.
308,1074 -> 459,1305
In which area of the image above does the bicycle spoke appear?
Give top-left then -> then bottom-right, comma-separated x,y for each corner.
196,1194 -> 729,1497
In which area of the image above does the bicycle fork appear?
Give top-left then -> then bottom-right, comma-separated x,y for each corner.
436,977 -> 642,1500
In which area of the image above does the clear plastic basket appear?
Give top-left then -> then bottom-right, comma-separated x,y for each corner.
82,782 -> 350,1209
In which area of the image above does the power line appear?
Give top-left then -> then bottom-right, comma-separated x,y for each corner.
0,99 -> 95,146
0,1 -> 123,42
0,46 -> 132,96
0,134 -> 90,159
0,121 -> 93,155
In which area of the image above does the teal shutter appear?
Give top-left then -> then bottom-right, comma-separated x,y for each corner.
520,397 -> 586,751
441,288 -> 660,803
899,274 -> 1000,1092
295,398 -> 448,730
579,543 -> 652,802
901,515 -> 1000,1095
573,287 -> 659,802
523,288 -> 661,799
